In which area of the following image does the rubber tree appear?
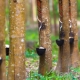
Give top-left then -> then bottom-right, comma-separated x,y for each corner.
32,0 -> 37,21
8,0 -> 26,80
61,0 -> 71,72
56,0 -> 71,72
70,0 -> 80,67
0,1 -> 6,80
56,0 -> 63,72
37,0 -> 52,75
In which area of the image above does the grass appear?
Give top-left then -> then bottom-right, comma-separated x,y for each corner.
25,29 -> 39,41
25,49 -> 38,58
26,69 -> 80,80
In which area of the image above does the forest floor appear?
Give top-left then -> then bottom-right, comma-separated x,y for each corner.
25,57 -> 57,78
25,58 -> 39,78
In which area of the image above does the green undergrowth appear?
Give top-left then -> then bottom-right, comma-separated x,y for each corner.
26,67 -> 80,80
25,49 -> 38,59
25,29 -> 39,41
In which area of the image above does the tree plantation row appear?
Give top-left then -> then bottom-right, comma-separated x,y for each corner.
0,0 -> 80,80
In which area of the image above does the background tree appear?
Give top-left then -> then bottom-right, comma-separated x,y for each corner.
49,0 -> 58,35
0,0 -> 6,80
37,0 -> 52,75
32,0 -> 37,22
56,0 -> 63,72
70,0 -> 80,67
8,0 -> 26,80
52,0 -> 58,35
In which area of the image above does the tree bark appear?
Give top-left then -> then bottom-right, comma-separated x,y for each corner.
32,0 -> 37,21
70,0 -> 80,67
8,0 -> 26,80
61,0 -> 71,72
37,0 -> 52,75
0,1 -> 6,80
56,0 -> 71,72
56,0 -> 63,72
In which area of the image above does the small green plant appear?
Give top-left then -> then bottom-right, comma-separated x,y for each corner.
25,49 -> 38,58
25,29 -> 39,41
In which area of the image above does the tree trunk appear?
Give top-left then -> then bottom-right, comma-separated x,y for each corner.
56,0 -> 63,72
56,0 -> 71,72
61,0 -> 71,72
0,1 -> 6,80
8,0 -> 26,80
70,0 -> 80,67
32,0 -> 37,21
37,0 -> 52,75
